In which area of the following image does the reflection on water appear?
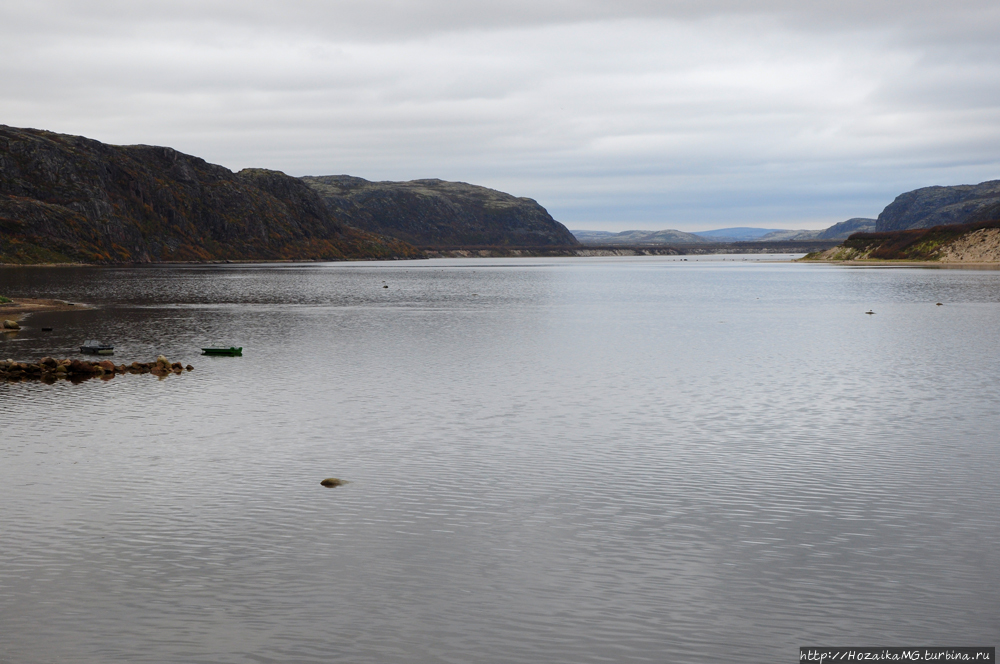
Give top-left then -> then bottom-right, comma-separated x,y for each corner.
2,257 -> 999,663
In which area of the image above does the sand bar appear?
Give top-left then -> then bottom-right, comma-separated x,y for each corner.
0,298 -> 90,321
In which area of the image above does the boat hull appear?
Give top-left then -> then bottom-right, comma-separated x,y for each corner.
80,347 -> 114,355
202,347 -> 242,356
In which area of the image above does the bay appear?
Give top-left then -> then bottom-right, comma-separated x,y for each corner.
1,256 -> 998,663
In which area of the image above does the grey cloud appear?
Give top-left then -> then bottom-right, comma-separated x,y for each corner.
2,1 -> 999,230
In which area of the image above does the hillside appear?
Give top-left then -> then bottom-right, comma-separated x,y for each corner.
302,175 -> 577,247
0,125 -> 419,264
813,218 -> 876,239
570,228 -> 707,245
876,180 -> 1000,231
803,219 -> 1000,262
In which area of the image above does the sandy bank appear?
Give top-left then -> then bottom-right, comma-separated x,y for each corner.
0,298 -> 90,321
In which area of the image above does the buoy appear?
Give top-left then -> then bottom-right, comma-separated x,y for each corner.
383,285 -> 388,289
320,478 -> 346,488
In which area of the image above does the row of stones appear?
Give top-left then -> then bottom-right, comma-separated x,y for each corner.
0,355 -> 193,380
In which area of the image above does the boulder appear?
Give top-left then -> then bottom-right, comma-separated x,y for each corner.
2,320 -> 19,330
69,359 -> 92,373
98,360 -> 116,372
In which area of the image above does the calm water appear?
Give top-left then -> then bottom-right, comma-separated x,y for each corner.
1,256 -> 998,663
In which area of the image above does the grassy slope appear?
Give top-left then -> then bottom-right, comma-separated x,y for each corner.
802,219 -> 1000,261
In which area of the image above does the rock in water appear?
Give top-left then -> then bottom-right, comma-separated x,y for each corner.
320,478 -> 346,488
3,320 -> 19,330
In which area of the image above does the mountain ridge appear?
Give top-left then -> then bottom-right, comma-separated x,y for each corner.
876,180 -> 1000,231
0,125 -> 419,263
301,175 -> 577,247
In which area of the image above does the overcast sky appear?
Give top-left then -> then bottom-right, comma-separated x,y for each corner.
3,1 -> 1000,231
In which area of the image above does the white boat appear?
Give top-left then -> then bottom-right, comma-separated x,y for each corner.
80,340 -> 114,355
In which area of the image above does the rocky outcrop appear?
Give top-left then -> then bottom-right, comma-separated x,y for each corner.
875,180 -> 1000,232
301,175 -> 578,247
0,125 -> 420,263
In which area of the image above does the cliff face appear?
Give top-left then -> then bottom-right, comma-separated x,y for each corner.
0,126 -> 419,263
302,175 -> 578,247
876,180 -> 1000,232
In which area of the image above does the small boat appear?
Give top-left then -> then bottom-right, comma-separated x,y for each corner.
202,347 -> 242,356
80,340 -> 114,355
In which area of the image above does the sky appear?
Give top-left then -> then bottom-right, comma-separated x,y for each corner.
2,1 -> 1000,232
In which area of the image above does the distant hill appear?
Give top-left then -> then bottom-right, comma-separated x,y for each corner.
814,218 -> 876,239
692,227 -> 785,242
570,230 -> 618,243
0,125 -> 418,264
876,180 -> 1000,231
302,175 -> 578,247
751,219 -> 876,242
572,219 -> 877,245
569,228 -> 706,245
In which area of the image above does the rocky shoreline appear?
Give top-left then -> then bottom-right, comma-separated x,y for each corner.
1,355 -> 193,383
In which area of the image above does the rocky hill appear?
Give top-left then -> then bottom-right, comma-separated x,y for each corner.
813,218 -> 876,239
876,180 -> 1000,231
301,175 -> 577,247
0,125 -> 419,264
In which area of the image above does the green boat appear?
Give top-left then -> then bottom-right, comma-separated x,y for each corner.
202,347 -> 242,356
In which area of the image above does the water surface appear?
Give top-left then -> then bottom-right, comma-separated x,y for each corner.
2,257 -> 998,663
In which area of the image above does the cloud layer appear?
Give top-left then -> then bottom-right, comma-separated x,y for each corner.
3,1 -> 1000,230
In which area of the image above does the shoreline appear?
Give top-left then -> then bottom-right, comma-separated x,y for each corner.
0,298 -> 91,321
797,258 -> 1000,268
